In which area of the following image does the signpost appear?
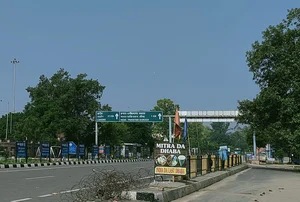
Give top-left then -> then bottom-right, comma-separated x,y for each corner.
105,145 -> 110,157
68,141 -> 77,155
114,145 -> 120,157
96,111 -> 163,123
78,144 -> 85,160
96,111 -> 120,122
125,145 -> 129,158
99,145 -> 104,157
40,142 -> 50,162
154,143 -> 187,176
16,141 -> 27,163
61,142 -> 69,161
94,111 -> 163,152
92,145 -> 98,160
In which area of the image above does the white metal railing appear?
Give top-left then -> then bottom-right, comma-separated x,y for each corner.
178,110 -> 239,117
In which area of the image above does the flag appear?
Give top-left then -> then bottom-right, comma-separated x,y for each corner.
183,118 -> 188,142
174,108 -> 182,139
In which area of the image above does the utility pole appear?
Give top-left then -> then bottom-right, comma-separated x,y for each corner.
10,58 -> 19,134
6,102 -> 9,140
253,132 -> 257,160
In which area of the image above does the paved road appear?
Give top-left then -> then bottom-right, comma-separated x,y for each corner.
173,168 -> 300,202
0,161 -> 154,202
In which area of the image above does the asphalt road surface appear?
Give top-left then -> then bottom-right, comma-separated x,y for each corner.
0,161 -> 154,202
173,168 -> 300,202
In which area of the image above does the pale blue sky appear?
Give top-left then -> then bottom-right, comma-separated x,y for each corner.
0,1 -> 299,114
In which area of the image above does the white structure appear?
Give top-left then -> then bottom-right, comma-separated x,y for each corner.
179,110 -> 239,122
164,110 -> 239,123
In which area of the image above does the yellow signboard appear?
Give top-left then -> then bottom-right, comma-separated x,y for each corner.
155,166 -> 186,175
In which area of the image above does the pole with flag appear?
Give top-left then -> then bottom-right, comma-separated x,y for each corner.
173,108 -> 182,142
183,118 -> 191,155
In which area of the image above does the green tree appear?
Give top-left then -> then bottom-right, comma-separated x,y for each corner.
18,68 -> 105,145
229,125 -> 250,152
100,123 -> 129,146
237,8 -> 300,155
0,112 -> 24,140
152,98 -> 179,140
209,122 -> 230,148
186,122 -> 214,153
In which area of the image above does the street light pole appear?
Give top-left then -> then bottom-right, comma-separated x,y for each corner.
6,102 -> 9,140
10,58 -> 19,134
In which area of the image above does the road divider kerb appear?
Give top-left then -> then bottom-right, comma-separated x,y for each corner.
0,158 -> 152,169
123,164 -> 249,202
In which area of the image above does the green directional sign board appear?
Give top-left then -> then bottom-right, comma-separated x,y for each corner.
120,111 -> 163,122
96,111 -> 163,122
96,111 -> 120,122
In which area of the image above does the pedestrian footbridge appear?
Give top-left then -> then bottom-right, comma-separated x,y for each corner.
164,110 -> 239,123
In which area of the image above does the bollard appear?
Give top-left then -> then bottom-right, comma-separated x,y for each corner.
202,155 -> 207,174
211,155 -> 216,172
225,158 -> 228,168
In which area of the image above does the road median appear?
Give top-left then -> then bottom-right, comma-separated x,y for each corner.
0,158 -> 152,169
123,164 -> 248,202
248,163 -> 300,172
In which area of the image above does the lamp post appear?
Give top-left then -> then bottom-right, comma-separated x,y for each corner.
10,58 -> 19,134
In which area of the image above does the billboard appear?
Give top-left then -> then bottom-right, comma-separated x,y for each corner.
154,143 -> 187,176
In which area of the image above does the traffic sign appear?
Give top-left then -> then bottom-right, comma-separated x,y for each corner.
78,144 -> 85,156
92,145 -> 98,157
68,141 -> 77,155
40,142 -> 50,157
96,111 -> 163,122
16,141 -> 27,158
96,111 -> 120,122
105,145 -> 110,155
61,143 -> 69,156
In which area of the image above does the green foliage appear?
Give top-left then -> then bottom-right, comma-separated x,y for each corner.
17,69 -> 105,144
210,122 -> 230,147
237,8 -> 300,154
0,112 -> 25,140
186,122 -> 250,154
152,98 -> 179,139
186,122 -> 215,153
230,126 -> 251,152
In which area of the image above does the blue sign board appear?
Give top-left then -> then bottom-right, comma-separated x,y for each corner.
99,145 -> 104,155
68,141 -> 77,155
92,145 -> 98,156
40,142 -> 50,157
61,143 -> 69,156
125,145 -> 129,157
105,145 -> 110,155
79,144 -> 85,156
133,145 -> 137,157
16,141 -> 26,157
114,145 -> 120,157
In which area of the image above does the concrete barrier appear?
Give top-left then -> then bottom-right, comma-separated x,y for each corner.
125,164 -> 248,202
0,158 -> 153,169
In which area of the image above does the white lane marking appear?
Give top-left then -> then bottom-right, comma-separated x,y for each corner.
38,194 -> 53,198
35,175 -> 157,199
26,176 -> 55,180
60,188 -> 80,194
0,161 -> 154,173
10,198 -> 32,202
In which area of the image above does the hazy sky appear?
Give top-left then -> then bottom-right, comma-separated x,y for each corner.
0,1 -> 299,115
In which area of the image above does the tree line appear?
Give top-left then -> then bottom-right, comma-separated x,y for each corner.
236,8 -> 300,159
0,69 -> 250,153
